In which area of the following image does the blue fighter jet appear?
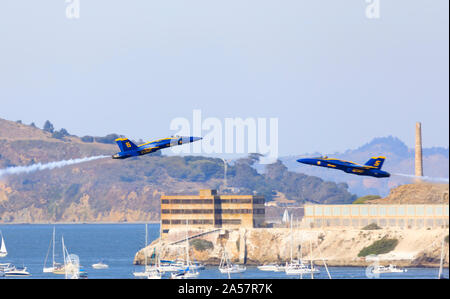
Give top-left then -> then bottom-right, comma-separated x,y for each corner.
112,135 -> 202,159
297,156 -> 390,178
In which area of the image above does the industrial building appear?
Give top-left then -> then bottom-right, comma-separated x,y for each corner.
160,189 -> 265,235
302,204 -> 449,228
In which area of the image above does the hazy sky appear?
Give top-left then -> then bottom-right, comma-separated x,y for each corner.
0,0 -> 448,156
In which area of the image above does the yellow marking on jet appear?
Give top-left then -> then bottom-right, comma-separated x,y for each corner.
138,138 -> 173,147
352,169 -> 364,173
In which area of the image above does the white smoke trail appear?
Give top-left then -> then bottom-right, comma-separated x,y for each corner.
0,155 -> 109,178
392,173 -> 449,183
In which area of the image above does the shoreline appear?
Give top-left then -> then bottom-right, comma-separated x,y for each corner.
0,221 -> 160,225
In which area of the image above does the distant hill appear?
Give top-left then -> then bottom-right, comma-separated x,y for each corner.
280,136 -> 449,196
371,183 -> 449,204
0,117 -> 355,223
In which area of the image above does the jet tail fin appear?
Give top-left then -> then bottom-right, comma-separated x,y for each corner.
115,138 -> 138,152
364,156 -> 386,169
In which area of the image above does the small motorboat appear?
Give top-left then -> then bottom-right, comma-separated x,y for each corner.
92,261 -> 109,269
372,264 -> 407,274
4,265 -> 31,277
218,249 -> 246,274
257,263 -> 282,271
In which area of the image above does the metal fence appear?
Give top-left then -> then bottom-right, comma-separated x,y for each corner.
302,204 -> 449,229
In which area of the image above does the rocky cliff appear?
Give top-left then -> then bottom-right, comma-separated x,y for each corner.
134,227 -> 449,268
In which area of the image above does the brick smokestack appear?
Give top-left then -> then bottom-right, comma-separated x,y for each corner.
415,122 -> 423,180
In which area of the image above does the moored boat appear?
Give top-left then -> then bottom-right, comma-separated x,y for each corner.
372,264 -> 406,274
4,265 -> 31,277
92,261 -> 109,269
0,231 -> 8,258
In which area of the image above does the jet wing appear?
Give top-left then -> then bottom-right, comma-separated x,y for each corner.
325,159 -> 374,169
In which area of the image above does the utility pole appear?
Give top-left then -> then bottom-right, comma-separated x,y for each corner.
221,158 -> 228,191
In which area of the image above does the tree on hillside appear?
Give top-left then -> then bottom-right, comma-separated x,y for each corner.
81,136 -> 94,143
43,120 -> 54,133
95,134 -> 121,144
51,128 -> 70,140
59,128 -> 70,136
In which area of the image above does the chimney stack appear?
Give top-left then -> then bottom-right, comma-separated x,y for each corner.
415,122 -> 423,181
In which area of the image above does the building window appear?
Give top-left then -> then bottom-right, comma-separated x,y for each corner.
342,207 -> 350,216
416,206 -> 424,216
388,207 -> 396,216
333,207 -> 341,216
222,219 -> 242,225
315,207 -> 323,216
360,207 -> 368,216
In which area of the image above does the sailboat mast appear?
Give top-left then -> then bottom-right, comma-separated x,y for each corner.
62,236 -> 66,265
52,226 -> 55,267
145,223 -> 148,267
185,220 -> 189,265
0,231 -> 7,257
158,219 -> 162,267
310,239 -> 314,279
438,238 -> 445,279
290,214 -> 293,263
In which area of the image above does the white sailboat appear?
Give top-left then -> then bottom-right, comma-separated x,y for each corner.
438,237 -> 446,279
285,215 -> 319,276
133,223 -> 161,278
218,249 -> 246,274
170,220 -> 199,279
43,226 -> 57,273
61,236 -> 86,279
0,231 -> 8,258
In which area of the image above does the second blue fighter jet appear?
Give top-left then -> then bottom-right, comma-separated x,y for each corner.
112,135 -> 202,159
297,156 -> 390,178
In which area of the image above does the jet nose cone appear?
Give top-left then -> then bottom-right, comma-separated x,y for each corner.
297,158 -> 312,164
179,136 -> 202,144
190,136 -> 202,142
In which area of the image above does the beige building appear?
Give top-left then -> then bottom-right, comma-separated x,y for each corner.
161,189 -> 265,235
302,204 -> 449,229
